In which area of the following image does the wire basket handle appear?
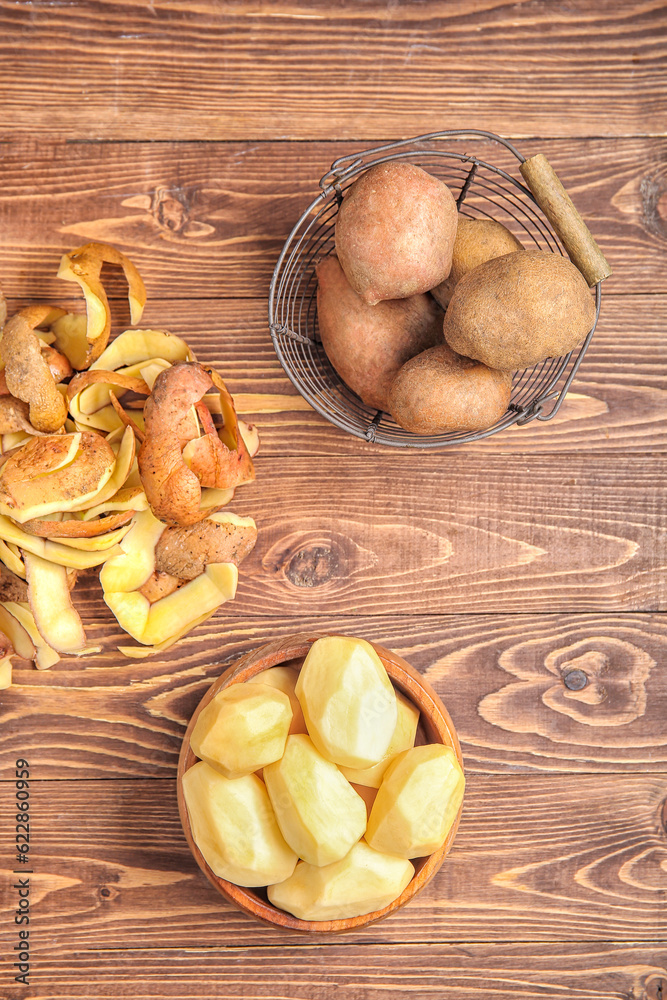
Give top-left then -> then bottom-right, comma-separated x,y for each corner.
519,153 -> 612,286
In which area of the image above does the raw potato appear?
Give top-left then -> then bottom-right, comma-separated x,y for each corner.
366,744 -> 465,859
443,249 -> 596,371
247,666 -> 307,735
339,689 -> 420,788
263,734 -> 367,867
267,840 -> 414,922
295,635 -> 398,769
431,217 -> 523,308
191,683 -> 292,779
388,343 -> 512,435
335,161 -> 458,304
182,761 -> 297,887
316,255 -> 443,411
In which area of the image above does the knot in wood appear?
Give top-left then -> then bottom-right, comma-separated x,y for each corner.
644,974 -> 666,1000
563,668 -> 588,691
151,185 -> 190,234
285,545 -> 337,588
641,168 -> 667,241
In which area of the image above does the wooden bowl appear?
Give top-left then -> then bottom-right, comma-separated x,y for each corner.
177,632 -> 464,933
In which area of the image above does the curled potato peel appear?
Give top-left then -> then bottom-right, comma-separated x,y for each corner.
24,552 -> 100,656
53,242 -> 147,369
90,329 -> 193,372
0,432 -> 117,522
138,362 -> 254,526
101,506 -> 247,649
0,245 -> 259,673
21,508 -> 135,539
0,306 -> 69,432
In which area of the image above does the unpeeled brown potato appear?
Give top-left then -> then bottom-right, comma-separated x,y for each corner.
388,343 -> 512,435
431,217 -> 524,308
443,249 -> 596,371
335,161 -> 458,304
316,255 -> 443,411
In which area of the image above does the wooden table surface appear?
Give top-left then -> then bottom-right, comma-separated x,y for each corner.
1,2 -> 666,997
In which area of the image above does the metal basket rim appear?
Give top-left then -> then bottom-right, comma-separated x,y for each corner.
268,129 -> 602,448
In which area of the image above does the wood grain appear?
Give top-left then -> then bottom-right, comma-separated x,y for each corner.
0,1 -> 664,141
2,291 -> 665,454
1,944 -> 664,1000
0,137 -> 665,299
0,775 -> 664,951
2,613 -> 666,778
1,452 -> 665,622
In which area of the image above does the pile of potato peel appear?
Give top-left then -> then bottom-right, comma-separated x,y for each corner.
0,242 -> 259,687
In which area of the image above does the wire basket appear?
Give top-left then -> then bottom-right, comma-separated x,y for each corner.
269,130 -> 610,447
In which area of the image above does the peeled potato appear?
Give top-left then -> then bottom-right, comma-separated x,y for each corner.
182,761 -> 297,887
267,840 -> 414,922
190,683 -> 292,779
316,255 -> 443,411
263,733 -> 367,866
366,744 -> 465,859
295,635 -> 398,769
443,249 -> 596,371
247,666 -> 307,735
335,161 -> 458,304
339,689 -> 420,788
431,217 -> 523,308
388,343 -> 512,435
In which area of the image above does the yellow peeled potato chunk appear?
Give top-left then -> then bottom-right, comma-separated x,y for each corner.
190,683 -> 292,779
247,666 -> 307,735
268,840 -> 414,921
340,689 -> 420,788
182,761 -> 297,887
295,635 -> 398,768
263,734 -> 367,867
366,744 -> 465,859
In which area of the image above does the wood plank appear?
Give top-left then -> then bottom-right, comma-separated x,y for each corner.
71,294 -> 667,454
2,613 -> 666,778
2,290 -> 665,454
0,137 -> 663,298
2,944 -> 664,1000
0,776 -> 665,952
0,1 -> 664,140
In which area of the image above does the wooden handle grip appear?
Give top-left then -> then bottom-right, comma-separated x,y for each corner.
519,153 -> 612,286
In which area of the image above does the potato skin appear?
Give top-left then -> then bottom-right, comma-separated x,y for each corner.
335,161 -> 458,304
431,217 -> 523,309
443,249 -> 596,371
388,343 -> 512,435
316,255 -> 443,411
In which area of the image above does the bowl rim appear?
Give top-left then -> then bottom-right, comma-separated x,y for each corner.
177,631 -> 464,933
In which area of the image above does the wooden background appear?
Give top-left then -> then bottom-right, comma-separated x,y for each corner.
1,1 -> 666,997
